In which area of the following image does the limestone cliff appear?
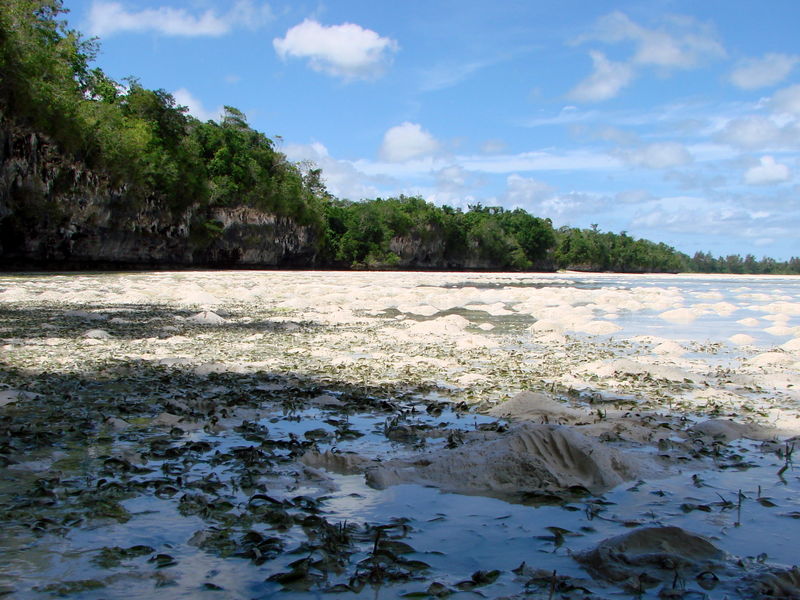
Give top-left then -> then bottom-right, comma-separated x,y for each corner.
0,119 -> 320,268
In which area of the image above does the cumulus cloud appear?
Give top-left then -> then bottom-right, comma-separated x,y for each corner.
425,166 -> 484,207
541,192 -> 607,225
771,84 -> 800,115
500,175 -> 609,225
504,174 -> 554,207
568,51 -> 634,102
463,149 -> 623,173
283,142 -> 382,200
435,165 -> 469,190
744,156 -> 791,185
620,142 -> 693,169
616,189 -> 656,204
632,196 -> 747,234
379,122 -> 440,162
630,195 -> 793,252
577,11 -> 725,69
172,88 -> 223,122
88,0 -> 272,37
588,125 -> 640,145
730,53 -> 799,90
569,12 -> 724,102
273,19 -> 398,81
715,116 -> 785,149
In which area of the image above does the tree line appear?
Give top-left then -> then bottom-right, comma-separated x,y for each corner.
1,1 -> 797,274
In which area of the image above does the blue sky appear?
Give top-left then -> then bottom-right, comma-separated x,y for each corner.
61,0 -> 800,260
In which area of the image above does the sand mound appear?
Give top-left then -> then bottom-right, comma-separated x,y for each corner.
574,526 -> 725,585
652,341 -> 686,355
782,337 -> 800,353
737,317 -> 761,327
301,451 -> 373,475
529,319 -> 564,333
308,394 -> 345,408
729,333 -> 754,345
186,311 -> 228,325
487,391 -> 588,424
576,320 -> 622,335
84,329 -> 112,339
398,304 -> 439,316
408,314 -> 469,335
365,422 -> 641,496
659,308 -> 698,324
747,352 -> 794,367
689,418 -> 774,441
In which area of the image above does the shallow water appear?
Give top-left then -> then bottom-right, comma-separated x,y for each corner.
1,271 -> 799,598
3,399 -> 796,599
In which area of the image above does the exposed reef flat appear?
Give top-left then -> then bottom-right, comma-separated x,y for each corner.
0,270 -> 798,598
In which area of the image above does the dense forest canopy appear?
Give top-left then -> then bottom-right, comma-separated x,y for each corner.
1,1 -> 798,273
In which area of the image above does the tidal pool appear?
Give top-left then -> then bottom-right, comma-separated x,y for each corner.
0,271 -> 798,598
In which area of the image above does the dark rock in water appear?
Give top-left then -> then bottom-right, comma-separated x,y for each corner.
573,526 -> 725,587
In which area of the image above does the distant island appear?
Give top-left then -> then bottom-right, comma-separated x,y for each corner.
1,2 -> 798,274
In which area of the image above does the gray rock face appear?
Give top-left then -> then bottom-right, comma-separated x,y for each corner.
0,121 -> 319,268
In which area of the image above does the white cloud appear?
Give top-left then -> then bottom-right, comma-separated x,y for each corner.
569,12 -> 724,103
616,189 -> 655,204
88,0 -> 272,37
273,19 -> 398,81
771,84 -> 800,115
588,125 -> 640,145
621,142 -> 693,169
578,11 -> 725,69
632,196 -> 744,234
629,195 -> 795,252
435,165 -> 469,190
744,156 -> 791,185
715,116 -> 784,149
501,175 -> 610,225
379,122 -> 440,162
420,58 -> 496,92
542,192 -> 608,225
504,174 -> 554,207
568,51 -> 634,102
283,142 -> 382,200
524,106 -> 603,127
463,149 -> 624,174
730,53 -> 799,90
348,148 -> 624,183
425,166 -> 484,207
481,139 -> 507,154
172,88 -> 223,122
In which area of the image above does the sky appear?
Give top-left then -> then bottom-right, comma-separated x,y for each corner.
60,0 -> 800,260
